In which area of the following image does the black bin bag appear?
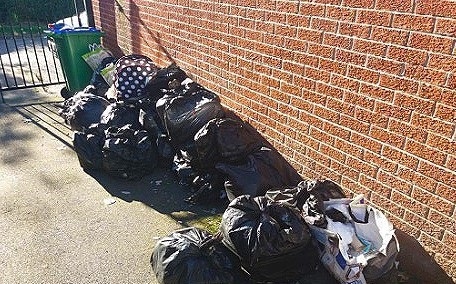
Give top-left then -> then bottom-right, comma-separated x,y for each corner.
164,88 -> 225,147
102,125 -> 158,180
216,147 -> 302,201
100,103 -> 141,129
73,123 -> 106,170
194,117 -> 264,169
58,90 -> 110,132
151,227 -> 249,284
220,195 -> 319,283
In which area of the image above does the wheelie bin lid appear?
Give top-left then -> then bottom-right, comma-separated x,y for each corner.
47,27 -> 103,38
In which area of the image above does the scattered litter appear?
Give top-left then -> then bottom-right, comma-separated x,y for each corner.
23,119 -> 33,123
103,197 -> 116,205
177,220 -> 183,224
121,191 -> 131,195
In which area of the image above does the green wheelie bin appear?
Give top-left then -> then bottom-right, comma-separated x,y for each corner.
47,27 -> 103,98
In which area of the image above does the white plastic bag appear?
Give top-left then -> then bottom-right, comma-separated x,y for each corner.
308,195 -> 399,284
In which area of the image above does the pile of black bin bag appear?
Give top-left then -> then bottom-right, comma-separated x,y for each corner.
59,54 -> 398,284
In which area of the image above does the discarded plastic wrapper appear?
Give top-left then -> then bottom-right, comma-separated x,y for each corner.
307,194 -> 399,284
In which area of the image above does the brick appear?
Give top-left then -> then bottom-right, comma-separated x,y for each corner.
330,159 -> 360,181
308,43 -> 335,58
441,89 -> 456,108
319,59 -> 347,75
416,0 -> 456,18
293,75 -> 315,91
365,152 -> 398,174
350,133 -> 382,153
405,140 -> 447,166
382,146 -> 419,169
379,74 -> 419,93
335,49 -> 366,65
435,18 -> 456,36
323,121 -> 351,140
301,89 -> 327,106
428,54 -> 456,72
299,2 -> 326,17
371,126 -> 406,148
418,160 -> 456,188
394,93 -> 436,116
342,0 -> 374,8
367,57 -> 403,75
344,92 -> 375,110
276,0 -> 299,13
355,107 -> 389,128
357,10 -> 391,26
391,190 -> 429,216
360,83 -> 394,102
339,22 -> 371,38
320,143 -> 346,162
305,67 -> 331,83
326,6 -> 357,21
335,137 -> 365,159
388,119 -> 428,143
411,112 -> 455,138
313,105 -> 341,124
297,28 -> 324,43
353,39 -> 387,57
426,133 -> 456,154
404,211 -> 444,240
311,17 -> 338,33
428,210 -> 456,233
310,127 -> 336,145
442,232 -> 456,249
434,104 -> 456,122
388,45 -> 428,66
323,33 -> 353,49
348,156 -> 378,177
409,32 -> 454,54
348,66 -> 380,84
374,100 -> 413,122
447,155 -> 456,171
316,82 -> 343,100
405,66 -> 447,86
308,148 -> 331,165
330,75 -> 360,92
327,97 -> 356,116
371,196 -> 405,224
412,187 -> 454,216
340,114 -> 370,134
392,14 -> 435,33
371,27 -> 409,45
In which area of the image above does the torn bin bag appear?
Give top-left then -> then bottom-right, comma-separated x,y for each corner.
215,147 -> 302,201
145,63 -> 189,100
59,91 -> 110,132
102,125 -> 158,180
220,195 -> 319,282
151,227 -> 248,284
164,88 -> 225,147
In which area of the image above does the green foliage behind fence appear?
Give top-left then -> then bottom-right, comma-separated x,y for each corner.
0,0 -> 84,24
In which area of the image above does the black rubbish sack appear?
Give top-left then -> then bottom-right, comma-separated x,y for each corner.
156,134 -> 175,168
220,195 -> 319,282
215,147 -> 303,201
73,123 -> 107,170
151,227 -> 249,284
194,117 -> 264,169
102,124 -> 158,180
58,90 -> 110,132
163,88 -> 225,147
100,103 -> 142,129
145,63 -> 190,100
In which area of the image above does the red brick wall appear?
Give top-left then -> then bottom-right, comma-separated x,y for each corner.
92,0 -> 456,279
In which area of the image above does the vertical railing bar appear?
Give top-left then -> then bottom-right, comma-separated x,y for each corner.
0,27 -> 10,88
27,21 -> 45,84
10,25 -> 27,87
74,0 -> 82,27
19,23 -> 36,85
1,25 -> 16,88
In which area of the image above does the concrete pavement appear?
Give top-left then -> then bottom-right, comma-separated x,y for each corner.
0,85 -> 219,284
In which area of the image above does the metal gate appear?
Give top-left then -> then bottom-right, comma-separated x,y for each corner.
0,0 -> 94,102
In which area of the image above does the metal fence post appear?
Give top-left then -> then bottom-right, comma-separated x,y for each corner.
84,0 -> 95,27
